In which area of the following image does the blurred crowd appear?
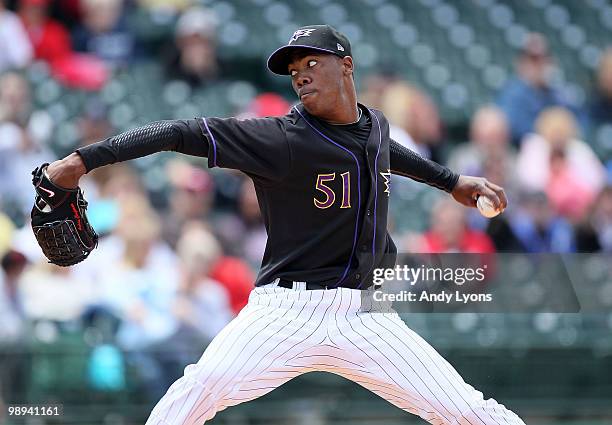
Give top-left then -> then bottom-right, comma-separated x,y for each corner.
364,32 -> 612,256
0,0 -> 612,404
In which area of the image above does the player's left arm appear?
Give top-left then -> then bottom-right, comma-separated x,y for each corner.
389,140 -> 507,210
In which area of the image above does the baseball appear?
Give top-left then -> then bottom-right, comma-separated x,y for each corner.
477,195 -> 501,218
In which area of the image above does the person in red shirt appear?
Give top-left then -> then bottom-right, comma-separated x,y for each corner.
208,257 -> 254,315
19,0 -> 72,65
418,197 -> 496,253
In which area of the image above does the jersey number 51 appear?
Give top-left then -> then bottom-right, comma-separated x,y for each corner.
314,172 -> 351,209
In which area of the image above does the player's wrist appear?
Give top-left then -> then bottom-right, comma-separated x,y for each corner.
46,153 -> 86,189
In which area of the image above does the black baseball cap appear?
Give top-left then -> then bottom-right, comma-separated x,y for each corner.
267,24 -> 352,75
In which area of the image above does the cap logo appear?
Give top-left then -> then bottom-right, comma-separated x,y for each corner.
337,43 -> 344,52
289,28 -> 316,43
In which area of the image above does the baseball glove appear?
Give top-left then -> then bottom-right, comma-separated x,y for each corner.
31,163 -> 98,266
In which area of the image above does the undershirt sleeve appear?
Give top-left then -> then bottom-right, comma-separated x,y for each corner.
389,139 -> 459,193
76,119 -> 208,172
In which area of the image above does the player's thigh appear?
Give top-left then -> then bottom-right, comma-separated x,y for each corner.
333,312 -> 523,425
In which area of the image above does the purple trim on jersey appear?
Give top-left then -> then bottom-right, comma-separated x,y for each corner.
267,45 -> 340,75
202,117 -> 217,167
356,110 -> 383,291
371,110 -> 383,258
294,107 -> 361,288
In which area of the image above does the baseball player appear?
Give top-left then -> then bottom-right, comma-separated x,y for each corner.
44,25 -> 522,425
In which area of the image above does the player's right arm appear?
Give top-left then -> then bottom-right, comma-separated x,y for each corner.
47,119 -> 207,188
47,117 -> 291,188
389,140 -> 507,211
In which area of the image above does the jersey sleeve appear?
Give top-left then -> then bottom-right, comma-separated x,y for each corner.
389,139 -> 459,193
197,116 -> 291,182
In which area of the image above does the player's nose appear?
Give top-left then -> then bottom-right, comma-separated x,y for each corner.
295,73 -> 312,88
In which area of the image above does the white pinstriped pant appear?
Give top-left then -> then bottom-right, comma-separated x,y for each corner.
146,285 -> 525,425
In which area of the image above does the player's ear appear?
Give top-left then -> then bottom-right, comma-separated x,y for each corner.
342,56 -> 354,76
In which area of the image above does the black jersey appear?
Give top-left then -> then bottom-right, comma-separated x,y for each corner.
76,103 -> 458,289
197,103 -> 395,289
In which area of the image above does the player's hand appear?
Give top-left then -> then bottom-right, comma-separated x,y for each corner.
46,153 -> 87,189
451,175 -> 507,211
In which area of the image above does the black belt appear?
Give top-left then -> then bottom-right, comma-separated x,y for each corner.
277,278 -> 333,290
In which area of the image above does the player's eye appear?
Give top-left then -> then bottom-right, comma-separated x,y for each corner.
308,60 -> 317,67
290,70 -> 297,77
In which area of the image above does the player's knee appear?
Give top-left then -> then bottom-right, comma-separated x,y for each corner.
183,362 -> 233,398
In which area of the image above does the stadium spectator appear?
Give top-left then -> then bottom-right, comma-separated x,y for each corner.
0,72 -> 53,217
88,195 -> 178,348
575,185 -> 612,253
358,67 -> 400,111
173,222 -> 232,342
77,97 -> 113,147
73,162 -> 145,238
0,211 -> 15,256
0,0 -> 33,72
72,0 -> 135,66
18,0 -> 72,65
412,198 -> 496,253
0,71 -> 32,125
164,6 -> 219,87
239,92 -> 291,119
208,257 -> 254,316
162,160 -> 214,249
95,163 -> 144,201
380,81 -> 443,160
20,261 -> 94,321
508,191 -> 575,253
0,249 -> 28,405
497,33 -> 573,145
585,48 -> 612,146
0,250 -> 27,343
516,107 -> 606,221
448,105 -> 516,181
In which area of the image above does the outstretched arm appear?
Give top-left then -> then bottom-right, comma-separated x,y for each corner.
390,140 -> 507,211
389,139 -> 458,192
46,119 -> 209,188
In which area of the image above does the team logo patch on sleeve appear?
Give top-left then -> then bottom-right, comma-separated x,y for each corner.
289,28 -> 316,43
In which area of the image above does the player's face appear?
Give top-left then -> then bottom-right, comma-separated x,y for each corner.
288,53 -> 346,117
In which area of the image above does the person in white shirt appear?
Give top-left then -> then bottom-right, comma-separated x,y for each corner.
0,1 -> 33,72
